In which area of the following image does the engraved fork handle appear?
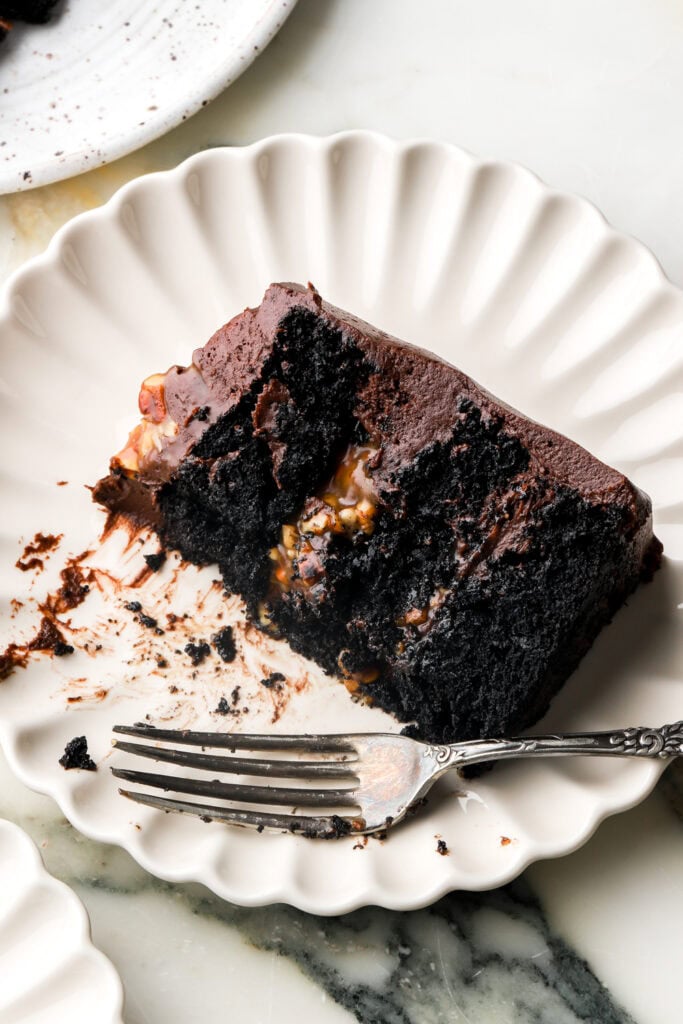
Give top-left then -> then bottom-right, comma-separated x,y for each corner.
427,721 -> 683,772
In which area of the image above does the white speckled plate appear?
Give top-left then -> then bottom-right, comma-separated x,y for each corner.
0,0 -> 297,195
0,818 -> 124,1022
0,133 -> 681,914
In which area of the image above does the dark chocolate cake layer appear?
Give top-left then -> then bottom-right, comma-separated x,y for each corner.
94,283 -> 662,743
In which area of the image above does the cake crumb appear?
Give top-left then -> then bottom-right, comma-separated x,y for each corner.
53,640 -> 74,656
328,815 -> 352,838
59,735 -> 96,771
184,640 -> 211,666
139,612 -> 160,631
500,836 -> 512,846
143,551 -> 166,572
212,625 -> 236,663
261,672 -> 285,690
436,839 -> 449,856
215,686 -> 243,716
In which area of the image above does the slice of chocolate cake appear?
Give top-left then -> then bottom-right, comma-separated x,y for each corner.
94,283 -> 661,743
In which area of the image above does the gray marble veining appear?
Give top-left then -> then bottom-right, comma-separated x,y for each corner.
0,751 -> 644,1024
189,881 -> 635,1024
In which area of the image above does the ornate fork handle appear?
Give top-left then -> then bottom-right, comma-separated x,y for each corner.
426,721 -> 683,772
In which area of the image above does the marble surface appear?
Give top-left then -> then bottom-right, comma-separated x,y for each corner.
1,1 -> 683,1021
3,753 -> 683,1024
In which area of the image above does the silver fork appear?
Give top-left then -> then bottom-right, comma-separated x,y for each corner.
111,720 -> 683,838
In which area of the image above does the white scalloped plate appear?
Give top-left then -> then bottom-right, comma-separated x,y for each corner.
0,818 -> 123,1022
0,0 -> 297,194
0,133 -> 681,914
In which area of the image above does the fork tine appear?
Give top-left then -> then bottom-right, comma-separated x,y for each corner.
118,788 -> 358,837
113,740 -> 358,780
113,724 -> 356,754
111,768 -> 359,808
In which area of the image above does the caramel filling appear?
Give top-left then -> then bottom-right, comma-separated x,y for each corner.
268,445 -> 379,597
396,586 -> 449,635
263,445 -> 381,686
337,660 -> 381,693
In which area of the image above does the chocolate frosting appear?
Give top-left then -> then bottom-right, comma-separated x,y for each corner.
93,282 -> 649,534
